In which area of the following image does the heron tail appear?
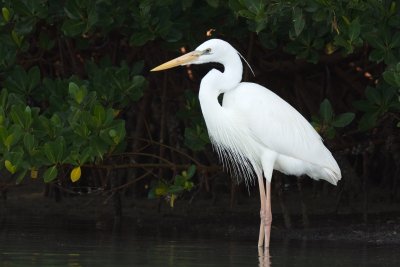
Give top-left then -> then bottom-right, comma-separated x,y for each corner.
321,166 -> 341,186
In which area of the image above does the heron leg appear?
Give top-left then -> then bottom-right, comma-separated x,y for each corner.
264,181 -> 272,248
260,152 -> 275,249
258,245 -> 271,267
257,173 -> 266,247
258,176 -> 273,248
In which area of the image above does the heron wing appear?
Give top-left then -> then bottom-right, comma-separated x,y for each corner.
222,82 -> 340,176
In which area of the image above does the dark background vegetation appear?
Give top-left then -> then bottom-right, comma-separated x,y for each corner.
0,0 -> 399,236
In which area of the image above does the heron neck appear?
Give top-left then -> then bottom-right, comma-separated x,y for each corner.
220,53 -> 243,93
198,51 -> 242,98
198,70 -> 223,119
198,51 -> 242,129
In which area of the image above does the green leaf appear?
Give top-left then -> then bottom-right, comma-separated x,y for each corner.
5,160 -> 17,174
28,66 -> 40,90
43,165 -> 58,183
2,7 -> 11,22
63,0 -> 82,20
78,147 -> 93,165
86,6 -> 98,31
62,19 -> 86,36
93,104 -> 105,125
69,82 -> 86,103
4,134 -> 14,150
23,133 -> 35,154
381,85 -> 397,106
332,113 -> 355,127
163,27 -> 182,43
50,113 -> 62,127
181,0 -> 194,10
10,105 -> 32,130
16,169 -> 28,184
11,30 -> 24,47
358,112 -> 379,131
2,125 -> 22,150
383,63 -> 400,87
348,18 -> 360,42
0,125 -> 7,143
325,126 -> 336,139
14,16 -> 36,35
206,0 -> 219,8
155,183 -> 168,196
187,165 -> 196,178
5,66 -> 29,95
130,76 -> 146,101
108,129 -> 117,138
174,175 -> 186,186
89,137 -> 108,159
184,126 -> 210,151
44,142 -> 56,163
13,0 -> 47,18
44,137 -> 66,164
364,33 -> 384,50
369,49 -> 385,63
104,120 -> 126,145
237,10 -> 255,20
148,187 -> 156,199
293,7 -> 305,37
365,86 -> 381,105
320,99 -> 334,123
68,82 -> 79,95
0,89 -> 8,109
184,181 -> 194,190
168,185 -> 184,194
130,31 -> 155,46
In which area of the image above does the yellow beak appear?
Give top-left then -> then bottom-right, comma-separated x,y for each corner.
151,51 -> 201,71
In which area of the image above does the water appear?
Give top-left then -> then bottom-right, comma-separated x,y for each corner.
1,223 -> 399,267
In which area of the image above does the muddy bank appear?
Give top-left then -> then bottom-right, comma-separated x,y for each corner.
1,180 -> 400,245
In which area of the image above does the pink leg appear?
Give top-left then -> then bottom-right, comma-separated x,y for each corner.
264,181 -> 272,248
258,173 -> 273,249
258,246 -> 271,267
257,174 -> 266,247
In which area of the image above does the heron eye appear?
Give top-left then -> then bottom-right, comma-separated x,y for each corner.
204,48 -> 212,54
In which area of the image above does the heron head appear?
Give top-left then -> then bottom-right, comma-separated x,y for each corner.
151,39 -> 233,71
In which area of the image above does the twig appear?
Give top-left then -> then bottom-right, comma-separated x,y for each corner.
107,169 -> 152,193
131,137 -> 204,166
83,162 -> 220,172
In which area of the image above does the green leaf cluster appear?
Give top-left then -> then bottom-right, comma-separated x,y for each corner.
0,62 -> 145,183
0,0 -> 399,188
0,74 -> 137,182
148,165 -> 196,207
230,0 -> 399,131
354,83 -> 400,130
312,99 -> 355,139
177,90 -> 210,151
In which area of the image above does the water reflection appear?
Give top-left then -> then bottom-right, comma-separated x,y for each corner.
1,223 -> 399,266
258,247 -> 271,267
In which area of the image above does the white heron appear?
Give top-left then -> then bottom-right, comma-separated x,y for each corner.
151,39 -> 341,248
